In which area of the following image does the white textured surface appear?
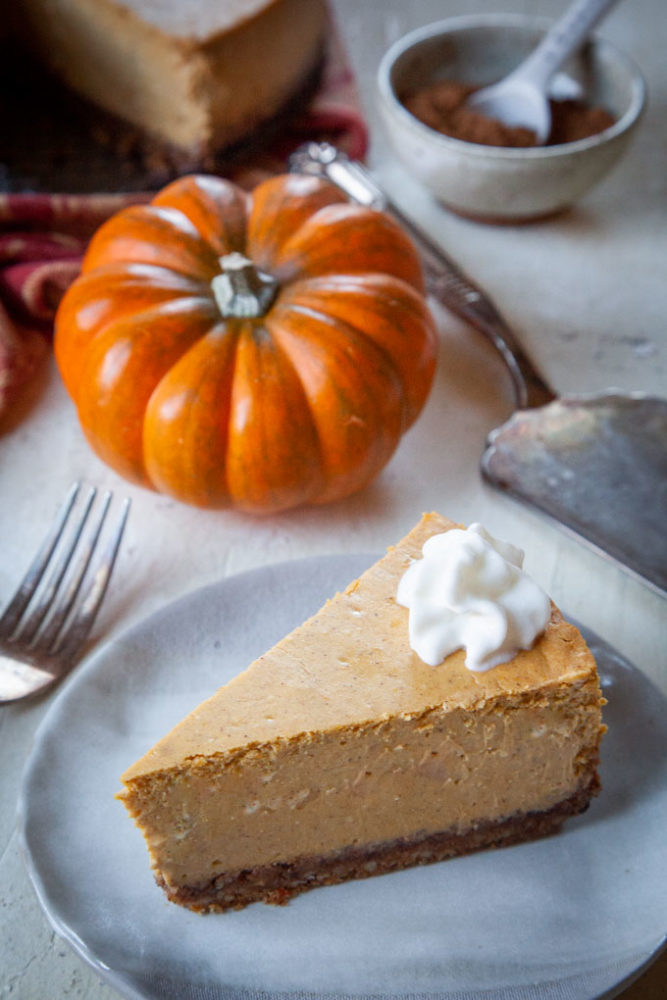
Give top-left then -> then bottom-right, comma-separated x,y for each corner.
1,0 -> 666,997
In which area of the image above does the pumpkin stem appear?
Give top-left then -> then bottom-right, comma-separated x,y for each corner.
211,252 -> 279,319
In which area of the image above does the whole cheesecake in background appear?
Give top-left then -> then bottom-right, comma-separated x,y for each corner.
12,0 -> 327,161
118,512 -> 605,912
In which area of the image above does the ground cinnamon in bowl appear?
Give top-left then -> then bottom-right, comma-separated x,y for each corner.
401,80 -> 616,147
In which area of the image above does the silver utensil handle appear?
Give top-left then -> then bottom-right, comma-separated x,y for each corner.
288,142 -> 554,410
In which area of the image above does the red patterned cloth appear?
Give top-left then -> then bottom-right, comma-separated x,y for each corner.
0,13 -> 367,422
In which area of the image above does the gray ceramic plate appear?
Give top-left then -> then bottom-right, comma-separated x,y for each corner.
18,554 -> 667,1000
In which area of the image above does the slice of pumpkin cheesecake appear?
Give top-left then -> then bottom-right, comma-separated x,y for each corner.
118,512 -> 605,912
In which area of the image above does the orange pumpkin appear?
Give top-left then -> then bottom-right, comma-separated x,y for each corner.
55,173 -> 437,513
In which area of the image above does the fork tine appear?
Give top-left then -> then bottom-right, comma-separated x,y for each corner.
15,486 -> 98,647
0,482 -> 81,640
52,497 -> 131,663
31,491 -> 111,654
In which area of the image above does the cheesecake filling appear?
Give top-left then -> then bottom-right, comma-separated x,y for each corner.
122,680 -> 601,894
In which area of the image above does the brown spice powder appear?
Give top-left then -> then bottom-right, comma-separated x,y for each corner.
401,80 -> 616,148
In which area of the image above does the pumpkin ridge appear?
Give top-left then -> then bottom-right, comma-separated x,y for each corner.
56,292 -> 217,402
144,205 -> 203,240
69,288 -> 213,343
83,262 -> 211,291
245,174 -> 345,272
73,301 -> 224,486
277,274 -> 437,430
77,297 -> 220,410
151,176 -> 248,261
275,299 -> 401,381
264,304 -> 404,498
143,319 -> 240,506
225,319 -> 325,511
146,308 -> 236,403
270,204 -> 425,290
260,311 -> 326,489
257,200 -> 355,271
84,204 -> 220,279
121,296 -> 219,329
271,299 -> 405,401
282,272 -> 434,323
276,292 -> 415,401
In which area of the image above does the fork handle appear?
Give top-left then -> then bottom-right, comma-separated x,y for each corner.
289,143 -> 555,410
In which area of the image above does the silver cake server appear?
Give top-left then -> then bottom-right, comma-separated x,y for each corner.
289,142 -> 667,596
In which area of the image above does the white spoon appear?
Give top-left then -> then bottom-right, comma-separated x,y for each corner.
466,0 -> 620,144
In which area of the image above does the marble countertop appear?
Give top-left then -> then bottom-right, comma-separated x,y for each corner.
1,1 -> 665,997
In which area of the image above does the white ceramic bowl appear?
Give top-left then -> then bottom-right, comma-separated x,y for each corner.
377,14 -> 646,221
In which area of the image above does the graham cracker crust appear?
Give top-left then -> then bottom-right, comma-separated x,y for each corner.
157,776 -> 600,913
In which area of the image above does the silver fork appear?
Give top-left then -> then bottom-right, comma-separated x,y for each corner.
0,482 -> 130,704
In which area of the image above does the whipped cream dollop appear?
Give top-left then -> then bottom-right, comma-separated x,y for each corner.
396,524 -> 551,672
